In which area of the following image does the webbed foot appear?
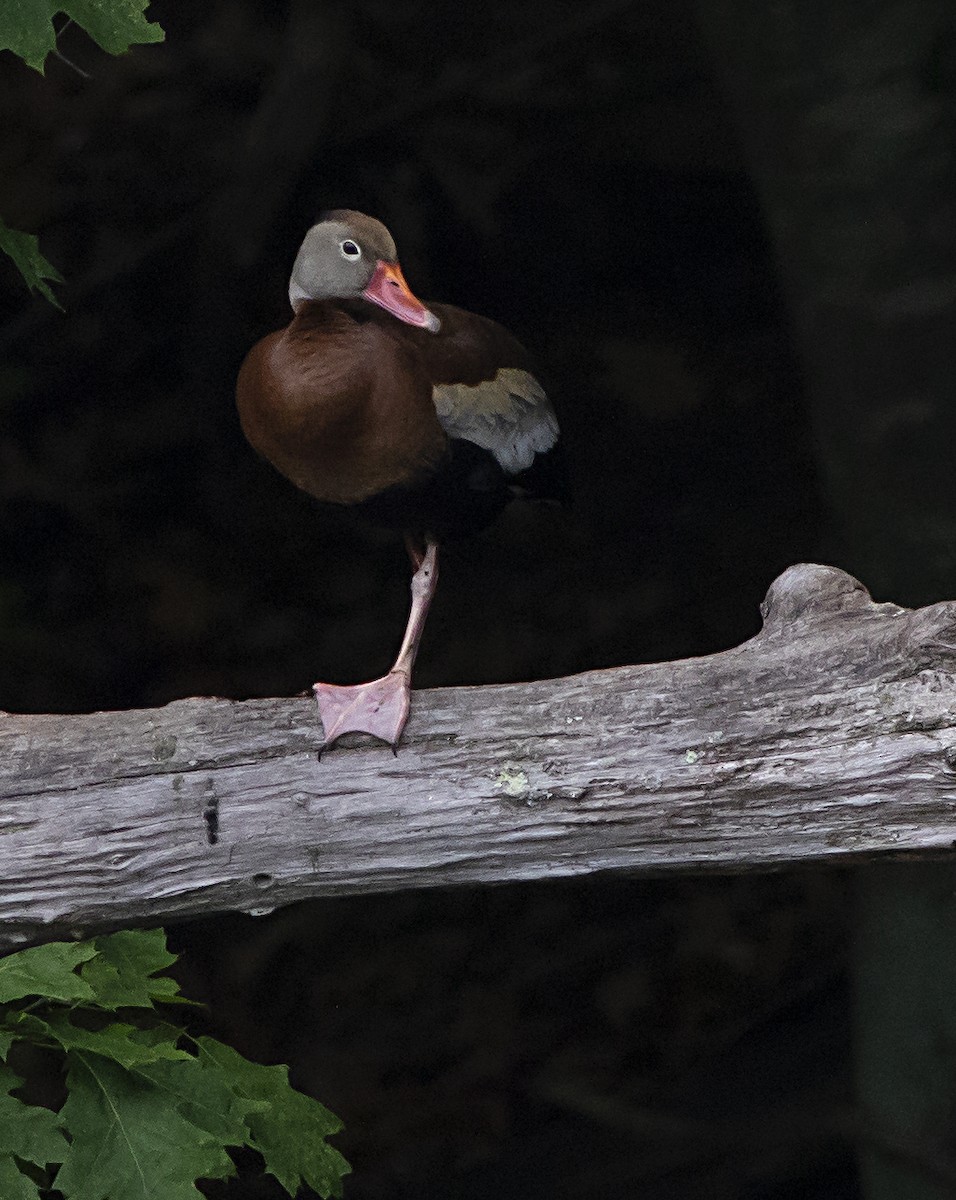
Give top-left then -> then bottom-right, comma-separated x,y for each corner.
314,540 -> 438,757
314,671 -> 411,755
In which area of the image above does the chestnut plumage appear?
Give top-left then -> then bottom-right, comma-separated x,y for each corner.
237,210 -> 560,750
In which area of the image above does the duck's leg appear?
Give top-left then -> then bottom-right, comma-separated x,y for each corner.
314,539 -> 439,754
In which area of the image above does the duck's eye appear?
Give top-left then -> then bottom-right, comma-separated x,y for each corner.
340,240 -> 361,260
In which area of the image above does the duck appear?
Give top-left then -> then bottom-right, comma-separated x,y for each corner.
237,210 -> 560,752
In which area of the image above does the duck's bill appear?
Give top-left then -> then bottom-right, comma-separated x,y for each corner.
362,261 -> 441,332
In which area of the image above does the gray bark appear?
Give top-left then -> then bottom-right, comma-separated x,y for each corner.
2,563 -> 956,950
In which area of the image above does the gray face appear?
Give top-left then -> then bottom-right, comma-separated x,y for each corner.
288,211 -> 398,309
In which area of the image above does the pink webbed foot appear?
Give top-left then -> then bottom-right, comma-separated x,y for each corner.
314,540 -> 439,756
314,671 -> 411,755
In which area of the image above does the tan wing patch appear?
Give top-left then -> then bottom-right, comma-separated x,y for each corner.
432,367 -> 559,474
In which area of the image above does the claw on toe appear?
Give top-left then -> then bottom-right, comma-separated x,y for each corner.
314,671 -> 411,755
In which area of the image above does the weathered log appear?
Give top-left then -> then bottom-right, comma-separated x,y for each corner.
2,563 -> 956,949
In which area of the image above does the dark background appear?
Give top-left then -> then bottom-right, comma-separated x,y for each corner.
2,0 -> 954,1195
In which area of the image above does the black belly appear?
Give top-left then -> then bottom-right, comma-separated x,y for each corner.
352,439 -> 513,540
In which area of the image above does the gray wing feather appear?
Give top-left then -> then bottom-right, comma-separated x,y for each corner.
432,367 -> 559,474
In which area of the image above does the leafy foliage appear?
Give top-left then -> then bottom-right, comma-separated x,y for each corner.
0,930 -> 350,1200
0,940 -> 97,1004
197,1041 -> 351,1199
0,0 -> 163,73
0,1 -> 165,301
0,1061 -> 70,1170
0,216 -> 64,306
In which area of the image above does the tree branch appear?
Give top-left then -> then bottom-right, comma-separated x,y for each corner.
3,563 -> 956,949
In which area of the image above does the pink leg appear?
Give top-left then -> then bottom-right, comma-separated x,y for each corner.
314,539 -> 439,754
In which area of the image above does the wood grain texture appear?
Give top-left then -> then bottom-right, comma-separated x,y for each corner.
3,564 -> 956,949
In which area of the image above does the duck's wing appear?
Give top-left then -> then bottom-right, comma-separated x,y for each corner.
432,367 -> 559,475
408,303 -> 560,476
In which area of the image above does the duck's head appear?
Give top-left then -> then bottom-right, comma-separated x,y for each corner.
289,210 -> 441,333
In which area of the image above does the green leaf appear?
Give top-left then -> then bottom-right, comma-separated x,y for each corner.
0,216 -> 63,305
125,1018 -> 193,1050
63,0 -> 164,58
0,932 -> 350,1200
0,942 -> 96,1004
134,1056 -> 262,1147
54,1052 -> 234,1200
80,930 -> 183,1009
0,0 -> 59,72
0,0 -> 163,73
9,1010 -> 191,1069
0,1155 -> 42,1200
0,1062 -> 69,1167
196,1038 -> 350,1199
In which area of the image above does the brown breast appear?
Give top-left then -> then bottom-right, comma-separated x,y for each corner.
236,302 -> 448,506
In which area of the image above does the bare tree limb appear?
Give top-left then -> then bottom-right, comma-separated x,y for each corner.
3,563 -> 956,949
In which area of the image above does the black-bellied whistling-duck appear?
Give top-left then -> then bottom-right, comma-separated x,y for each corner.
237,210 -> 560,751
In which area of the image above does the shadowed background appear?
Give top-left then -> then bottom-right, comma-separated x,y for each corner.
2,0 -> 954,1195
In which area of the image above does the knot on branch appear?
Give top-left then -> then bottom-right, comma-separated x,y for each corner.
902,601 -> 956,672
760,564 -> 872,632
